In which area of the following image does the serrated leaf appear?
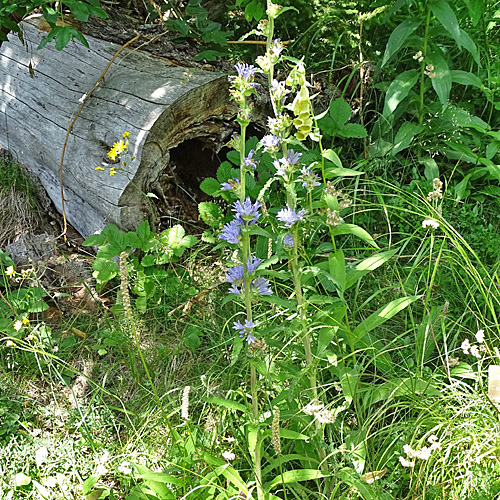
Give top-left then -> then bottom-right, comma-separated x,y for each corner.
83,233 -> 106,247
383,70 -> 419,117
200,177 -> 221,196
198,202 -> 224,227
381,19 -> 421,67
338,123 -> 367,138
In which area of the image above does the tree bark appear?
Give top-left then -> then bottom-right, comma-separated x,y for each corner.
0,16 -> 235,238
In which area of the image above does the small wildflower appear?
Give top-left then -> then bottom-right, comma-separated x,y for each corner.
234,63 -> 258,82
300,166 -> 321,190
270,39 -> 284,58
221,178 -> 240,191
220,219 -> 242,244
233,319 -> 257,337
222,451 -> 236,461
6,340 -> 14,347
283,233 -> 294,248
13,320 -> 22,332
448,357 -> 459,367
276,207 -> 306,227
5,265 -> 15,277
95,166 -> 105,171
243,149 -> 259,170
233,197 -> 261,225
246,333 -> 257,345
326,208 -> 343,226
461,338 -> 471,355
261,134 -> 280,151
109,167 -> 116,176
122,131 -> 130,139
251,276 -> 273,296
399,456 -> 415,467
475,329 -> 485,344
427,178 -> 443,201
422,219 -> 439,230
469,344 -> 481,359
181,386 -> 190,421
413,51 -> 423,60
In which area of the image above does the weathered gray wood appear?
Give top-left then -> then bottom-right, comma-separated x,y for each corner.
0,17 -> 235,238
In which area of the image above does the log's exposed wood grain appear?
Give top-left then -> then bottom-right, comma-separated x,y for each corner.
0,16 -> 235,238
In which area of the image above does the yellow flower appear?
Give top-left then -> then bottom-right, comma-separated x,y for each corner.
112,140 -> 128,155
5,265 -> 15,277
95,166 -> 105,171
122,131 -> 130,139
110,168 -> 116,176
107,149 -> 118,161
21,317 -> 29,326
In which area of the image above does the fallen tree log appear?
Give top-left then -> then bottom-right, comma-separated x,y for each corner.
0,17 -> 236,238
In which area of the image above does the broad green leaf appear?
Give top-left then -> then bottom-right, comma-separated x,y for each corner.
381,19 -> 421,67
457,29 -> 480,65
391,122 -> 424,155
338,467 -> 393,500
431,0 -> 461,48
383,70 -> 419,117
215,465 -> 248,494
428,49 -> 451,108
322,148 -> 343,168
136,220 -> 151,242
329,250 -> 346,297
330,224 -> 379,248
267,469 -> 330,489
419,157 -> 440,180
203,397 -> 248,413
338,122 -> 367,138
463,0 -> 484,26
83,233 -> 106,246
352,296 -> 420,343
325,166 -> 364,178
200,177 -> 221,196
134,465 -> 175,498
345,249 -> 398,289
328,97 -> 351,127
263,454 -> 319,476
451,70 -> 482,88
83,476 -> 99,495
198,202 -> 224,227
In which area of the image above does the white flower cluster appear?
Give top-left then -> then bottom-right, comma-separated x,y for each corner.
422,219 -> 440,230
461,330 -> 486,359
302,402 -> 336,424
399,435 -> 441,468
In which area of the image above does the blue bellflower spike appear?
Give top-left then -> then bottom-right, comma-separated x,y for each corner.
233,197 -> 261,225
277,208 -> 306,228
220,219 -> 242,244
